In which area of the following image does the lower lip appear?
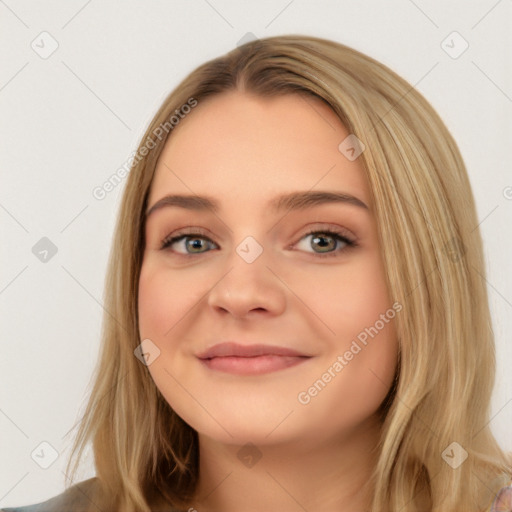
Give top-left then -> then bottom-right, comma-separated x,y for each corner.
199,355 -> 310,375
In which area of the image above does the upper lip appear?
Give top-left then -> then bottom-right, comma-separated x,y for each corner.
197,342 -> 311,359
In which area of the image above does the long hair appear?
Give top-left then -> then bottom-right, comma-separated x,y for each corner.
64,34 -> 512,512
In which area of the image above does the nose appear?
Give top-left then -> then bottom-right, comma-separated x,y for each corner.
206,246 -> 287,319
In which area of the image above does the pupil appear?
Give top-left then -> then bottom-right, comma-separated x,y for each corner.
189,238 -> 203,251
314,235 -> 334,252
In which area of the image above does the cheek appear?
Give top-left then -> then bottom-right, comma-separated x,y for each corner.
297,252 -> 399,394
296,318 -> 399,432
138,265 -> 165,338
137,262 -> 198,340
295,252 -> 393,340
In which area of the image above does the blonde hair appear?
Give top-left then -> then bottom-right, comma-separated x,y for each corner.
65,34 -> 512,511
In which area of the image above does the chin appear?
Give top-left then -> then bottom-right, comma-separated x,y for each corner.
170,399 -> 305,447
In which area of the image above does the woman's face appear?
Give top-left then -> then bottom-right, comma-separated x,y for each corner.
138,90 -> 399,446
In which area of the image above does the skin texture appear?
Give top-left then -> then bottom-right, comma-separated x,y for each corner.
138,90 -> 400,512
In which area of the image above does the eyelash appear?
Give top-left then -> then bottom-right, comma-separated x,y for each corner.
159,227 -> 357,259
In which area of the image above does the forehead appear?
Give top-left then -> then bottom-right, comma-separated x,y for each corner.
147,91 -> 370,210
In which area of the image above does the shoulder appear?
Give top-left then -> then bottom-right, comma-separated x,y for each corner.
0,477 -> 100,512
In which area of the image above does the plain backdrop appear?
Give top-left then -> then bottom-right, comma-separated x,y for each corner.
1,0 -> 511,507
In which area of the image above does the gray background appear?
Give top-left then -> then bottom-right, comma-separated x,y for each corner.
1,0 -> 511,507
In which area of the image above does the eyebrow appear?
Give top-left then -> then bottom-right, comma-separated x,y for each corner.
145,190 -> 369,219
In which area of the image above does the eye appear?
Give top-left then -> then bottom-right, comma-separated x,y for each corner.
160,229 -> 218,255
160,227 -> 357,258
293,228 -> 357,258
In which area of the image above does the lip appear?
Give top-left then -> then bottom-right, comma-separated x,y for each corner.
197,342 -> 312,375
197,342 -> 309,359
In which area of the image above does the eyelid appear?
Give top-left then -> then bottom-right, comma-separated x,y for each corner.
289,223 -> 357,247
160,227 -> 217,251
288,226 -> 358,259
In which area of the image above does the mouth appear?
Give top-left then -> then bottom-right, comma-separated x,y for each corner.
197,342 -> 313,376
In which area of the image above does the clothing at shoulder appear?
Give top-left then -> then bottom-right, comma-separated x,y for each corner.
485,476 -> 512,512
0,477 -> 99,512
0,478 -> 184,512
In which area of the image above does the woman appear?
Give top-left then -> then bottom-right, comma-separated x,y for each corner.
3,34 -> 511,512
